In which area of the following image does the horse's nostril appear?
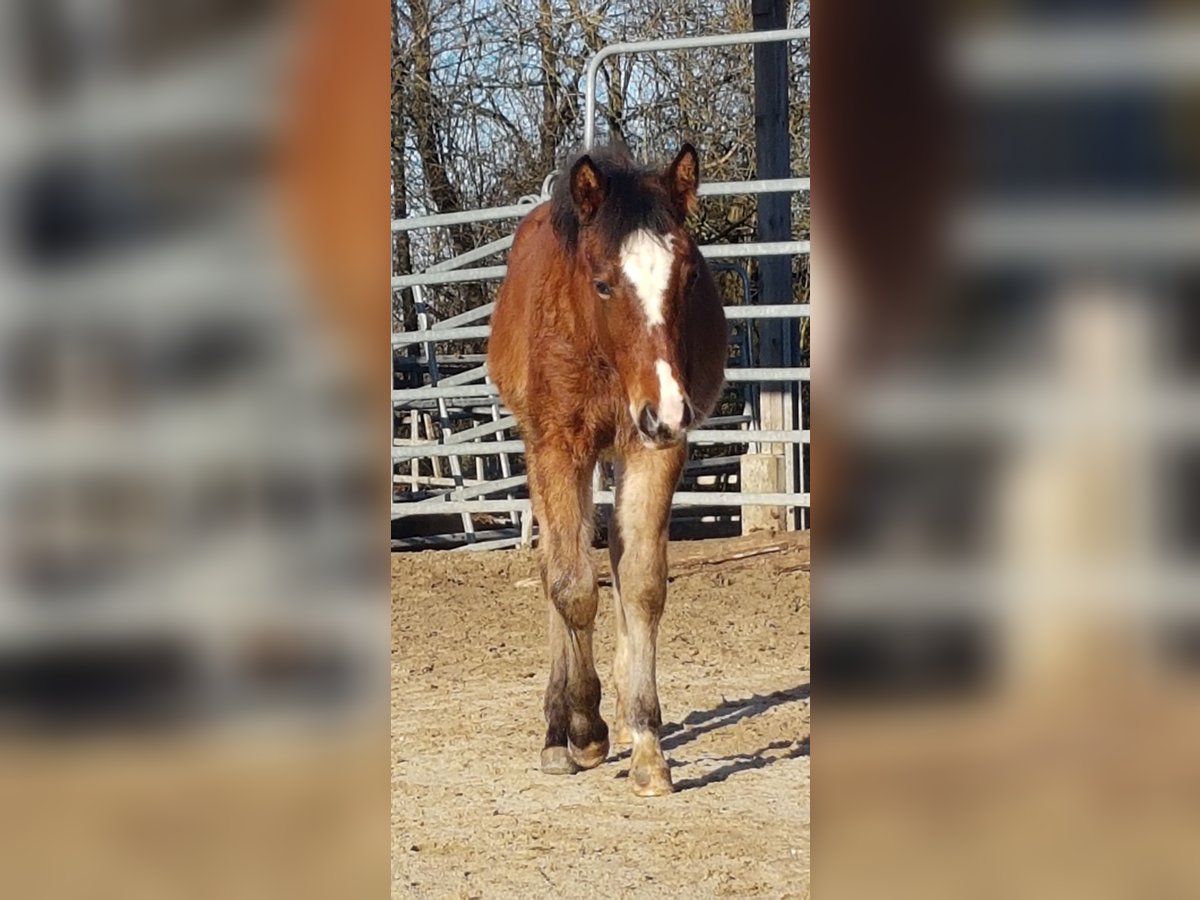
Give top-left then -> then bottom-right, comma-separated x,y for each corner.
680,399 -> 695,430
638,403 -> 658,438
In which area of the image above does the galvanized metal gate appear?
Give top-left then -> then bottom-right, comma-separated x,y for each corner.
392,28 -> 810,550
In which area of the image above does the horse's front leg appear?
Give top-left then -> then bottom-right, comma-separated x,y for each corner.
611,442 -> 686,796
607,509 -> 633,748
527,445 -> 609,775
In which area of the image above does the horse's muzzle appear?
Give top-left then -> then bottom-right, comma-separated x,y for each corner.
636,399 -> 694,446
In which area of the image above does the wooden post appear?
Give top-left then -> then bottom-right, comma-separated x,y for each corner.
742,0 -> 796,533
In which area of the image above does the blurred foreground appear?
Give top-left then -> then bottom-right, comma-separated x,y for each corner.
0,0 -> 387,896
815,2 -> 1200,898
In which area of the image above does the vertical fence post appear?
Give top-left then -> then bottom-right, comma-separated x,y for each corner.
742,0 -> 795,533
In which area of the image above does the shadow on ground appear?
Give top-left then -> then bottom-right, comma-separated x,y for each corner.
613,683 -> 810,790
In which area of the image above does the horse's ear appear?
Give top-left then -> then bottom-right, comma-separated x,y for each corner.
570,155 -> 605,223
665,143 -> 700,219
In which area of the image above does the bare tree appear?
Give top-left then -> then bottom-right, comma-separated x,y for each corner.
392,0 -> 810,323
391,1 -> 415,331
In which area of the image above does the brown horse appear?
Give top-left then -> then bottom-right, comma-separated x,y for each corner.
489,144 -> 727,796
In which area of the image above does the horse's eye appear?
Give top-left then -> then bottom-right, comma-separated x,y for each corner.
594,280 -> 612,298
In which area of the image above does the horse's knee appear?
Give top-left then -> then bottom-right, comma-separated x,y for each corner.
616,543 -> 668,609
620,574 -> 667,621
547,565 -> 598,629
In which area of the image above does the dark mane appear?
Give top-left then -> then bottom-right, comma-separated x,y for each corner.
549,144 -> 677,255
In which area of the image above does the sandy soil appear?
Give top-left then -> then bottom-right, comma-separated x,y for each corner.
391,531 -> 810,898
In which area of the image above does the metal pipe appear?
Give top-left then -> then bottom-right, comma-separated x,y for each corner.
434,364 -> 490,387
392,326 -> 491,345
703,241 -> 811,258
392,266 -> 507,289
442,415 -> 517,444
391,430 -> 810,461
390,305 -> 809,345
392,201 -> 542,232
689,429 -> 810,443
392,491 -> 811,516
392,440 -> 523,460
723,367 -> 810,381
418,474 -> 527,503
393,384 -> 500,402
391,242 -> 810,290
391,368 -> 806,404
723,304 -> 810,319
425,235 -> 515,272
584,29 -> 809,149
390,177 -> 809,234
390,177 -> 809,238
700,177 -> 810,196
432,301 -> 496,329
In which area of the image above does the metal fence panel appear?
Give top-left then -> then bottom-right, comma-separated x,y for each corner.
392,29 -> 810,548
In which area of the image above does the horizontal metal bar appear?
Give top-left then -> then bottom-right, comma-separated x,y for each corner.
389,173 -> 810,237
448,535 -> 530,552
723,367 -> 809,381
585,28 -> 810,148
844,383 -> 1200,439
823,563 -> 1200,616
392,439 -> 522,460
951,23 -> 1200,89
644,491 -> 810,507
588,28 -> 810,64
392,474 -> 490,487
433,364 -> 489,387
954,202 -> 1200,263
684,455 -> 745,470
425,235 -> 514,273
392,325 -> 490,345
422,474 -> 528,503
396,354 -> 487,369
701,241 -> 810,259
443,415 -> 517,444
392,201 -> 543,233
391,527 -> 523,551
392,370 -> 809,404
724,304 -> 810,319
392,266 -> 508,289
392,305 -> 809,346
393,384 -> 500,402
392,429 -> 809,461
689,429 -> 810,443
391,491 -> 810,516
700,178 -> 810,197
393,499 -> 532,515
431,301 -> 496,329
392,242 -> 809,289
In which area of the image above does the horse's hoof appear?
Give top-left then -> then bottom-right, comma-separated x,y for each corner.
570,739 -> 609,770
630,764 -> 674,797
541,746 -> 581,775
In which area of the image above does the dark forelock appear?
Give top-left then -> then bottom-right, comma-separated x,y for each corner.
549,144 -> 676,256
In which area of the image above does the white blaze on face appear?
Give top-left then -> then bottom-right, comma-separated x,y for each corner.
619,229 -> 675,327
655,359 -> 685,431
619,228 -> 688,435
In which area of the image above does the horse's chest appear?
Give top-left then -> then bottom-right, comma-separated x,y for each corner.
529,351 -> 621,444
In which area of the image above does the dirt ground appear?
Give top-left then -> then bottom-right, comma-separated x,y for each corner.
391,531 -> 810,898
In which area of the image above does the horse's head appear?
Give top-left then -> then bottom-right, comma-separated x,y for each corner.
553,144 -> 707,448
